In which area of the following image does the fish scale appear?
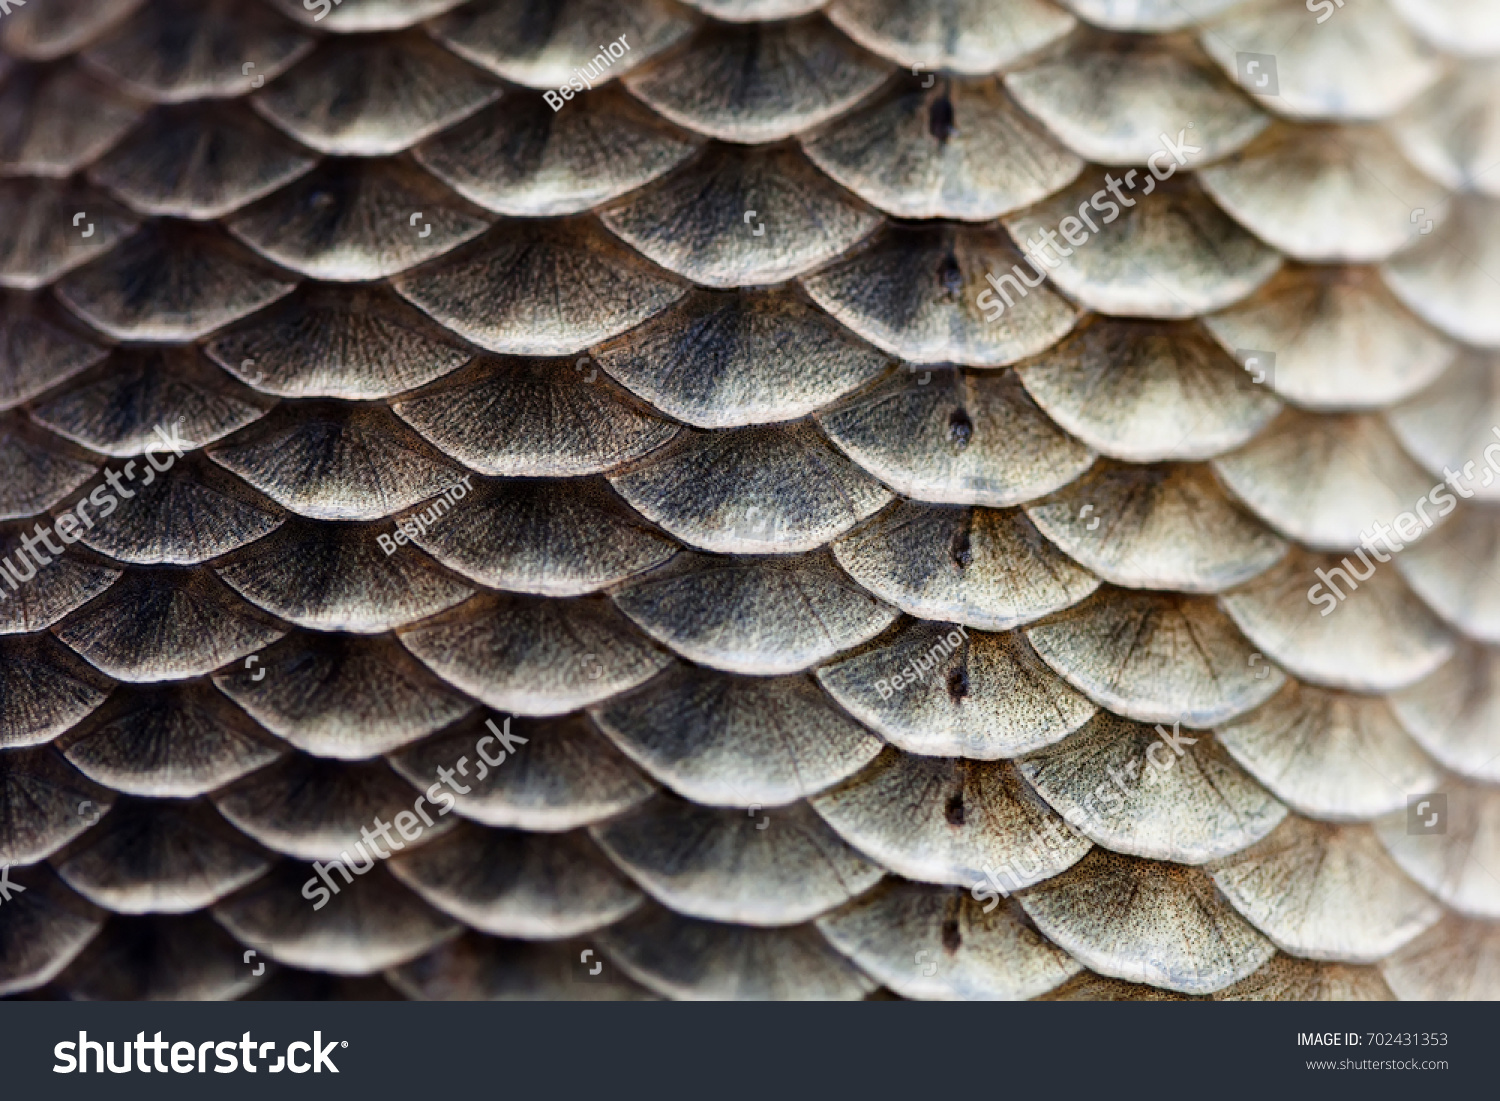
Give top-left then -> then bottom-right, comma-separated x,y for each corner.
0,0 -> 1497,1002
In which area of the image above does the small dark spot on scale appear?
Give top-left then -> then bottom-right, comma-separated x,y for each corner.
937,252 -> 963,297
949,526 -> 972,569
948,407 -> 973,447
941,918 -> 962,952
944,790 -> 965,826
947,666 -> 969,700
929,94 -> 956,142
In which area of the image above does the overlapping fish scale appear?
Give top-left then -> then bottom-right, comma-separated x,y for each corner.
269,0 -> 471,35
1201,264 -> 1457,412
60,681 -> 287,797
1003,33 -> 1269,167
2,0 -> 1495,1003
825,0 -> 1076,75
0,292 -> 109,413
54,795 -> 275,915
816,618 -> 1098,759
1213,408 -> 1441,551
0,0 -> 143,64
413,86 -> 704,219
388,820 -> 646,939
428,0 -> 697,90
0,63 -> 144,178
1382,194 -> 1500,348
224,156 -> 495,283
55,911 -> 270,1000
621,15 -> 893,145
1390,644 -> 1500,785
252,31 -> 501,158
1201,0 -> 1443,122
592,794 -> 885,926
1197,123 -> 1450,264
0,529 -> 118,635
79,0 -> 315,104
598,141 -> 882,288
387,931 -> 658,1000
592,662 -> 884,806
1389,62 -> 1500,196
1017,710 -> 1287,864
800,73 -> 1085,222
1216,679 -> 1442,822
1386,0 -> 1500,60
0,177 -> 138,289
1208,815 -> 1444,963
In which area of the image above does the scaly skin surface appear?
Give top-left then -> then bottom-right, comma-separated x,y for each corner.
1,0 -> 1497,1001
